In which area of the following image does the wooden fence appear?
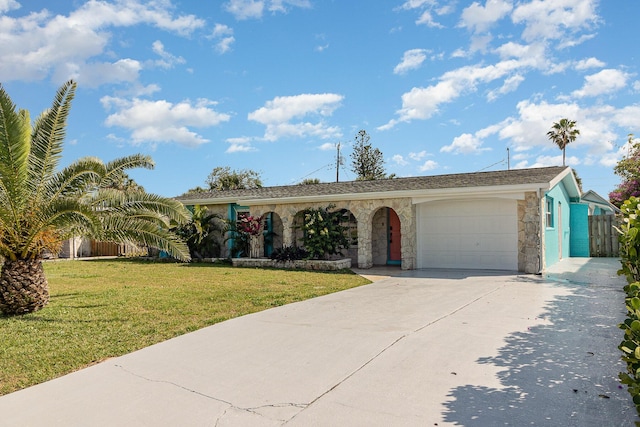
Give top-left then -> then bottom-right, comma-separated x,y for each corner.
588,215 -> 620,257
90,241 -> 147,257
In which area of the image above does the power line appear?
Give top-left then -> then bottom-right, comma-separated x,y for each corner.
475,158 -> 507,173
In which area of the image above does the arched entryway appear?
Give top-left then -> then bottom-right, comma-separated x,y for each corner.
263,212 -> 283,257
371,207 -> 402,266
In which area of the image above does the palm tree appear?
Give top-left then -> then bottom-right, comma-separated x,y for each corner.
547,118 -> 580,166
0,80 -> 191,316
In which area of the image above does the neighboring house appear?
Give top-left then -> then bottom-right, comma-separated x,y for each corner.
570,190 -> 620,258
177,166 -> 581,274
580,190 -> 620,215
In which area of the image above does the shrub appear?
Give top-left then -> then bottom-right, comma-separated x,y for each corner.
301,205 -> 350,260
270,246 -> 309,262
617,197 -> 640,419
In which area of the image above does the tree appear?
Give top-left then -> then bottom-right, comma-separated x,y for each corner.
546,118 -> 580,167
0,81 -> 191,316
299,178 -> 321,185
610,134 -> 640,208
350,130 -> 387,180
173,206 -> 224,260
206,166 -> 262,191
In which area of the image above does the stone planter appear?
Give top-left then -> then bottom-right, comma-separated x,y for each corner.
231,258 -> 352,271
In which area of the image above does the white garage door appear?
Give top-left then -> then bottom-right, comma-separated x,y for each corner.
417,199 -> 518,271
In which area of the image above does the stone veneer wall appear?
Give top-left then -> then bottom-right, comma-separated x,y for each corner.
231,258 -> 352,270
249,198 -> 416,270
518,191 -> 542,274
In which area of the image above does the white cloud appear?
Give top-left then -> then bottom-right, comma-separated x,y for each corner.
248,93 -> 344,141
319,142 -> 336,151
398,0 -> 454,27
0,0 -> 19,13
409,150 -> 428,160
0,1 -> 204,84
419,160 -> 439,171
511,0 -> 599,42
440,133 -> 490,154
459,0 -> 512,34
54,58 -> 142,88
571,69 -> 629,98
516,154 -> 580,169
416,10 -> 444,28
226,137 -> 257,153
392,154 -> 409,166
102,97 -> 231,147
211,24 -> 235,54
225,0 -> 310,20
634,81 -> 640,92
487,74 -> 524,101
380,59 -> 528,129
394,49 -> 429,75
575,57 -> 605,70
150,40 -> 186,69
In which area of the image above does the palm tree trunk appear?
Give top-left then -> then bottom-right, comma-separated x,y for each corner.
0,259 -> 49,315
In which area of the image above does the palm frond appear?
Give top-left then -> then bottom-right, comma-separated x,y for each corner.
28,81 -> 76,206
98,215 -> 190,261
100,154 -> 155,188
0,85 -> 31,212
91,188 -> 191,225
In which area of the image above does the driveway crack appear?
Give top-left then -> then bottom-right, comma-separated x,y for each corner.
113,364 -> 308,425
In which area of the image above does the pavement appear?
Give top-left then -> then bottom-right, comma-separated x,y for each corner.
0,258 -> 638,426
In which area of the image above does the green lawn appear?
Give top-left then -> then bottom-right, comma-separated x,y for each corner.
0,259 -> 370,396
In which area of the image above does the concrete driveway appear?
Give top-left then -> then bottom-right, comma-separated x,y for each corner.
0,258 -> 637,426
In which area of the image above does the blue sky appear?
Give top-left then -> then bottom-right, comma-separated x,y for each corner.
1,0 -> 638,198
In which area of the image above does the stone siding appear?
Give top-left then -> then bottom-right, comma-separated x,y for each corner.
242,198 -> 417,270
231,258 -> 352,270
518,191 -> 541,274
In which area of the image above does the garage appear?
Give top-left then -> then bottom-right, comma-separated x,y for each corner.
416,198 -> 518,271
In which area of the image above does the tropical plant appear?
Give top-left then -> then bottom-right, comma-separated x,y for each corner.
300,205 -> 350,260
173,205 -> 224,260
270,245 -> 309,262
224,214 -> 265,258
546,118 -> 580,167
615,197 -> 640,418
0,80 -> 191,316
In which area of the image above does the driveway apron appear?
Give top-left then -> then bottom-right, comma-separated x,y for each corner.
0,258 -> 636,426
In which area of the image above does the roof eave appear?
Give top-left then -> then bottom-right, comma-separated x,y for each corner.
233,182 -> 553,206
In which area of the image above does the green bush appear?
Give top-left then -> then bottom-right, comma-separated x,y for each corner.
270,246 -> 309,262
301,205 -> 350,260
617,197 -> 640,421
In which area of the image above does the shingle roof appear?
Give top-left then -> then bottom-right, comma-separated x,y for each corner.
177,166 -> 569,203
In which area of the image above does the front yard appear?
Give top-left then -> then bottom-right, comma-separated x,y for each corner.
0,259 -> 369,395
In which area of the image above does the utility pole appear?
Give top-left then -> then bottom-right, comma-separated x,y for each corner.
507,147 -> 510,170
336,142 -> 341,182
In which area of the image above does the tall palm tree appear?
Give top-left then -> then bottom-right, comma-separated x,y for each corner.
547,118 -> 580,166
0,80 -> 191,316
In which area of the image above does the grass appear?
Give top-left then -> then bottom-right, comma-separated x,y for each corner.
0,258 -> 370,396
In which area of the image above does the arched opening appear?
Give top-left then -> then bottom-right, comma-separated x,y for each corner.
291,206 -> 357,261
263,212 -> 283,257
371,207 -> 402,266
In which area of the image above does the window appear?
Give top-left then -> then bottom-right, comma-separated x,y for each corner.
546,197 -> 554,228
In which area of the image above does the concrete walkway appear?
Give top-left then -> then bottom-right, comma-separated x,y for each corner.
0,258 -> 637,426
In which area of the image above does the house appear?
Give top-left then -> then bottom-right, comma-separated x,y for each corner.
177,166 -> 581,274
569,190 -> 620,258
580,190 -> 619,216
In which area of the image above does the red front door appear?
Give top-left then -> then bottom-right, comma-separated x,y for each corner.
389,209 -> 401,263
